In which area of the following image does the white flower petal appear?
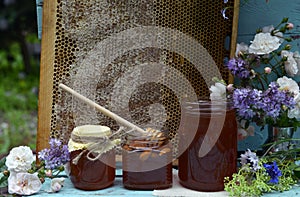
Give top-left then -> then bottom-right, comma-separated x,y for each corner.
261,25 -> 274,33
293,51 -> 300,75
209,82 -> 226,101
281,50 -> 298,77
50,178 -> 65,192
8,172 -> 42,195
248,32 -> 281,55
5,146 -> 35,172
277,76 -> 299,94
288,93 -> 300,119
235,42 -> 249,57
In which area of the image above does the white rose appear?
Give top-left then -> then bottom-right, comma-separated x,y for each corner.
281,50 -> 298,77
50,177 -> 65,192
248,32 -> 281,55
261,25 -> 275,33
277,76 -> 300,95
8,172 -> 42,195
209,82 -> 226,101
235,42 -> 249,57
261,25 -> 284,43
293,51 -> 300,75
288,93 -> 300,119
5,146 -> 35,172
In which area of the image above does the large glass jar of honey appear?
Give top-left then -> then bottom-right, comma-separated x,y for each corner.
68,125 -> 117,190
122,128 -> 173,190
178,101 -> 237,191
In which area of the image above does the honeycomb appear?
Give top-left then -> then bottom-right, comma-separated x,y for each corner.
50,0 -> 236,157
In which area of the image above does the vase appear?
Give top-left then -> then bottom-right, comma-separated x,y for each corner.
266,126 -> 295,152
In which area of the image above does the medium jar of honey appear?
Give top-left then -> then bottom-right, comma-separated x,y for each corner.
178,101 -> 237,192
122,128 -> 173,190
68,125 -> 117,190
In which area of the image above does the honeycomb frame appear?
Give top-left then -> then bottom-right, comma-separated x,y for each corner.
37,0 -> 240,156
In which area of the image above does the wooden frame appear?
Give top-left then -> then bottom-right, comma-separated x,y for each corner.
37,0 -> 57,152
37,0 -> 240,153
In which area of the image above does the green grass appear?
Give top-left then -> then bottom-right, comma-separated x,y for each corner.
0,40 -> 39,154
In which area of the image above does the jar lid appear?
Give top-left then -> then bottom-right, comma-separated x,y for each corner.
123,127 -> 168,150
68,125 -> 112,152
72,125 -> 111,137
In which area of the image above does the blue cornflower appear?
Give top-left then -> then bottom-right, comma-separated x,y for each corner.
38,138 -> 70,170
263,161 -> 282,184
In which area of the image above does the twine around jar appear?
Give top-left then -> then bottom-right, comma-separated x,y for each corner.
71,126 -> 135,165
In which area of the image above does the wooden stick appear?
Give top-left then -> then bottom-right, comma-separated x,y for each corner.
59,83 -> 146,133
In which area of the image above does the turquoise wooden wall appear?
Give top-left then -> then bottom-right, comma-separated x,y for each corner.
237,0 -> 300,151
35,0 -> 300,152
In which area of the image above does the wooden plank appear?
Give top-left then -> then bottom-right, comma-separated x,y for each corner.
33,170 -> 300,196
36,0 -> 57,153
238,0 -> 300,35
228,0 -> 241,83
236,0 -> 300,151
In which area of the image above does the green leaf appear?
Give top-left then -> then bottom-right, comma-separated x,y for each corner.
0,158 -> 8,189
0,157 -> 7,172
293,166 -> 300,179
0,173 -> 8,188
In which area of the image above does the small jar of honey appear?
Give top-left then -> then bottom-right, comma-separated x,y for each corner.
122,128 -> 173,190
68,125 -> 118,190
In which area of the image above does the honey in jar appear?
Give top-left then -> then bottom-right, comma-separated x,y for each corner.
122,128 -> 173,190
68,125 -> 117,190
178,101 -> 237,191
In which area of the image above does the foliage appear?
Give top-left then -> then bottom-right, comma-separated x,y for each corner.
0,140 -> 69,195
224,144 -> 299,197
0,43 -> 39,153
0,158 -> 8,188
0,42 -> 39,153
0,0 -> 40,154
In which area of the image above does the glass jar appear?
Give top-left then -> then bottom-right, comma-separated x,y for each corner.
178,101 -> 237,192
68,125 -> 116,190
122,128 -> 173,190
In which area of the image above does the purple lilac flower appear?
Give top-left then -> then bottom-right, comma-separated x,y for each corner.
263,161 -> 282,184
232,88 -> 262,119
259,82 -> 295,119
240,149 -> 260,171
232,82 -> 295,122
38,138 -> 70,170
226,58 -> 251,79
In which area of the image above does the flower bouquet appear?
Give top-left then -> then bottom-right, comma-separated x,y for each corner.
0,138 -> 70,196
209,17 -> 300,196
210,17 -> 300,133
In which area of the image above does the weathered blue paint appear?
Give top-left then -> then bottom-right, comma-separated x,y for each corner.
237,0 -> 300,151
33,169 -> 300,196
36,0 -> 43,39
